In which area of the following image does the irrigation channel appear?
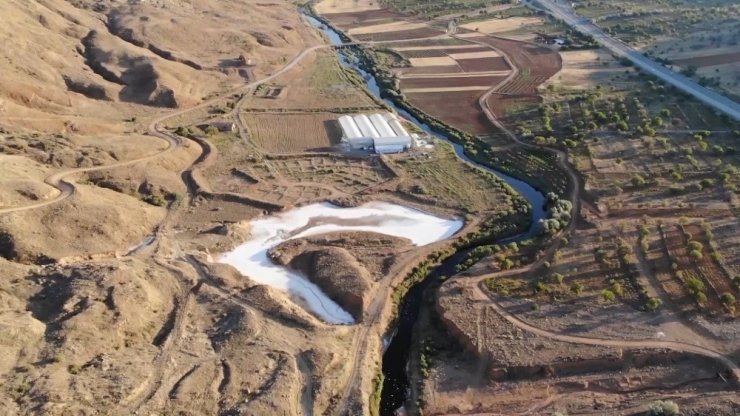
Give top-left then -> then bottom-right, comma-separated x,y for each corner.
303,12 -> 550,415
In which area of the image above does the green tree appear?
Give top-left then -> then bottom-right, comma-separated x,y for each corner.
688,249 -> 703,260
647,400 -> 679,416
695,291 -> 708,305
205,126 -> 219,136
720,292 -> 736,308
687,240 -> 703,252
552,273 -> 564,284
686,277 -> 705,294
611,281 -> 624,297
601,289 -> 616,302
645,297 -> 662,311
570,282 -> 584,296
631,174 -> 647,187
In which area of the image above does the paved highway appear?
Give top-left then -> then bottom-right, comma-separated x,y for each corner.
529,0 -> 740,122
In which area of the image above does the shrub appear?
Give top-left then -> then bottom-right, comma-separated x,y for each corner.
611,281 -> 624,297
570,282 -> 584,296
647,400 -> 679,416
205,126 -> 219,136
645,297 -> 662,311
67,364 -> 82,375
143,194 -> 167,207
688,249 -> 703,260
552,273 -> 564,284
687,240 -> 703,252
600,289 -> 616,302
695,291 -> 708,305
686,277 -> 705,294
631,174 -> 647,187
720,292 -> 736,307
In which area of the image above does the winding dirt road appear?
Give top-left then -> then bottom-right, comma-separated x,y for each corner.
467,281 -> 740,380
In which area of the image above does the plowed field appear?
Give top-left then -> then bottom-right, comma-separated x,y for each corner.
407,90 -> 492,134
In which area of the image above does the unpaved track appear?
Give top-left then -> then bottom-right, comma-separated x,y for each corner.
467,280 -> 740,380
0,134 -> 177,215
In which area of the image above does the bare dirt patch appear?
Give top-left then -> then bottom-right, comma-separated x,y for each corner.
546,48 -> 625,89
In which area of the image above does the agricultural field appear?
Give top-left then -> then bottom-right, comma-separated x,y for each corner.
322,3 -> 567,136
390,142 -> 518,213
242,112 -> 342,153
241,49 -> 380,111
544,48 -> 627,89
458,16 -> 545,35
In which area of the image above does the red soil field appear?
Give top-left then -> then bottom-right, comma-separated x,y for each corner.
385,38 -> 470,48
352,27 -> 444,42
471,36 -> 561,80
469,35 -> 561,123
400,75 -> 507,89
401,65 -> 463,75
406,90 -> 493,135
398,46 -> 491,59
673,51 -> 740,68
456,56 -> 511,72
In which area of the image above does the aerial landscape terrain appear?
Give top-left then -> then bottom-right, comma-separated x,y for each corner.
0,0 -> 738,415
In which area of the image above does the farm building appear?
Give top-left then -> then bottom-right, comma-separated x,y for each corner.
338,112 -> 413,154
200,120 -> 236,133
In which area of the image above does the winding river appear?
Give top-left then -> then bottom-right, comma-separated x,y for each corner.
305,12 -> 550,415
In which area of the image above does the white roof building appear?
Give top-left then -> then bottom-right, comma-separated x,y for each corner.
369,113 -> 396,137
354,114 -> 380,138
338,115 -> 362,139
337,112 -> 413,154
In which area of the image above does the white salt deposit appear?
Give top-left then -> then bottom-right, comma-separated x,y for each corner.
218,201 -> 463,324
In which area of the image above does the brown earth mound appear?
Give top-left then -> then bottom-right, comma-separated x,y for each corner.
270,231 -> 412,320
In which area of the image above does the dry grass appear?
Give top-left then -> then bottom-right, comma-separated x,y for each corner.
544,48 -> 625,89
314,0 -> 381,14
243,113 -> 341,153
242,50 -> 379,110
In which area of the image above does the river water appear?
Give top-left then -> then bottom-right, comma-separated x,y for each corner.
304,12 -> 550,414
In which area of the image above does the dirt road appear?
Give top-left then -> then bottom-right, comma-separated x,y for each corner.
466,279 -> 740,381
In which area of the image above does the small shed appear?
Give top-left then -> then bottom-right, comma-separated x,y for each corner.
208,121 -> 237,133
